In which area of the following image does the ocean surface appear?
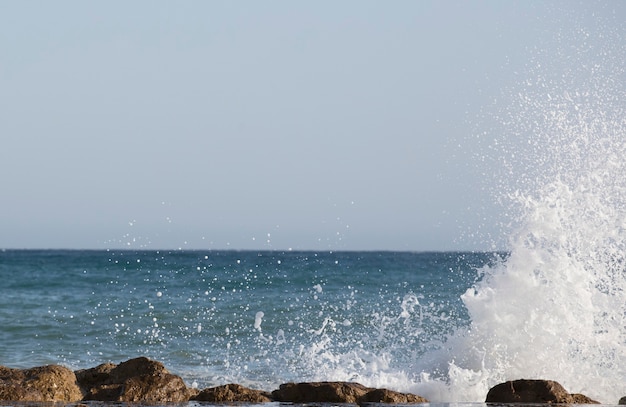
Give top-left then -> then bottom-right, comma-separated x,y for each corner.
0,250 -> 493,397
2,245 -> 626,405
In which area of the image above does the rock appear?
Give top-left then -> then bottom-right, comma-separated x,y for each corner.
486,379 -> 598,404
193,383 -> 272,403
188,386 -> 201,399
75,356 -> 190,402
118,372 -> 190,403
358,388 -> 428,404
108,356 -> 167,382
3,358 -> 432,405
571,393 -> 600,404
272,382 -> 428,404
74,362 -> 115,391
0,366 -> 40,401
272,381 -> 371,403
619,395 -> 626,404
0,364 -> 83,402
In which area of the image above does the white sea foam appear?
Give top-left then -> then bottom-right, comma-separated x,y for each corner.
421,23 -> 626,403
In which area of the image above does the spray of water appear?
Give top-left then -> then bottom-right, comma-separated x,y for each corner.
428,18 -> 626,403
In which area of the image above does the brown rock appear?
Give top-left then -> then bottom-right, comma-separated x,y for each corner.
571,393 -> 600,404
193,383 -> 272,403
358,388 -> 428,404
75,357 -> 190,402
119,372 -> 190,403
109,356 -> 166,382
0,364 -> 83,402
0,381 -> 44,402
84,383 -> 123,401
74,362 -> 115,391
272,381 -> 371,403
486,379 -> 592,404
0,366 -> 41,401
619,396 -> 626,404
188,386 -> 201,399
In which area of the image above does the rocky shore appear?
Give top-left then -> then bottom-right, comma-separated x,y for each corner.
0,356 -> 608,404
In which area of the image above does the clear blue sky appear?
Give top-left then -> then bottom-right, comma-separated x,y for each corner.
1,1 -> 623,251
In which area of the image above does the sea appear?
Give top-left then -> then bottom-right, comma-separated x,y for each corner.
3,15 -> 626,407
0,249 -> 498,402
2,232 -> 626,406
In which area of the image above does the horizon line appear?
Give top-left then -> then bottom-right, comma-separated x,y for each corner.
0,247 -> 506,253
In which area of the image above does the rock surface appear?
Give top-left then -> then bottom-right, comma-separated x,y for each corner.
272,381 -> 428,404
192,383 -> 272,402
0,364 -> 83,402
0,357 -> 430,404
75,356 -> 190,402
570,393 -> 601,404
272,381 -> 371,403
359,387 -> 429,404
486,379 -> 599,404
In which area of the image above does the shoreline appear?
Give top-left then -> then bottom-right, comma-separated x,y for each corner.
0,356 -> 612,405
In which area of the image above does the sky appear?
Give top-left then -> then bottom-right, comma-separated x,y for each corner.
1,1 -> 624,251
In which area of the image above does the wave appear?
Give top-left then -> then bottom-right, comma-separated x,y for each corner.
427,16 -> 626,403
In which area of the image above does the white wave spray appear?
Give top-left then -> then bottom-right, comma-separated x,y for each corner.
424,17 -> 626,404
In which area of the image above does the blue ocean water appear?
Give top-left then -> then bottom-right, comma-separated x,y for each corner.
0,250 -> 496,398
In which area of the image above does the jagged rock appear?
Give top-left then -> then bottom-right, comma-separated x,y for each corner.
75,356 -> 190,402
272,381 -> 371,403
358,388 -> 428,404
486,379 -> 598,404
0,364 -> 83,402
193,383 -> 272,402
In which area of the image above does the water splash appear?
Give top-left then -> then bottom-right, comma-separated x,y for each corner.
431,17 -> 626,403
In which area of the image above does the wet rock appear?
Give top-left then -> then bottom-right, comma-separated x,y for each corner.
119,371 -> 190,403
108,356 -> 167,382
486,379 -> 598,404
193,383 -> 272,402
75,356 -> 190,402
358,388 -> 428,404
74,362 -> 115,391
272,382 -> 428,404
272,381 -> 371,403
0,366 -> 37,401
188,386 -> 201,399
0,364 -> 83,402
571,393 -> 600,404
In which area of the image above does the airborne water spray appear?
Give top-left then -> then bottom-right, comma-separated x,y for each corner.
439,13 -> 626,404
